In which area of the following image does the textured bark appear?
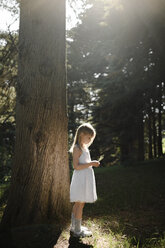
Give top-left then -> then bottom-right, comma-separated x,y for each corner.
1,0 -> 70,229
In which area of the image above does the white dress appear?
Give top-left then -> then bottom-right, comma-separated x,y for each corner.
70,146 -> 97,203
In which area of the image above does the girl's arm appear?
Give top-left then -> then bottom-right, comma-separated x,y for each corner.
73,146 -> 92,170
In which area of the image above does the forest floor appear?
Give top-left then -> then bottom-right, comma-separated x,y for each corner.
0,158 -> 165,248
55,158 -> 165,248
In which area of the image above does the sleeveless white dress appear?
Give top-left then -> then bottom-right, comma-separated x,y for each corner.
70,146 -> 97,203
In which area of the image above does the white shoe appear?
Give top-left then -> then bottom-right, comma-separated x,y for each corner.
70,225 -> 89,232
81,225 -> 89,231
72,229 -> 93,238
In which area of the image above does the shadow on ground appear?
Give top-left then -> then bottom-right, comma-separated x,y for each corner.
0,224 -> 62,248
68,236 -> 93,248
54,230 -> 94,248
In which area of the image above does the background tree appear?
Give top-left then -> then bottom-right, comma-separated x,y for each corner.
66,0 -> 165,164
0,31 -> 17,169
0,0 -> 18,187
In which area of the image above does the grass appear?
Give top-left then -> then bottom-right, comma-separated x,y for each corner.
0,158 -> 165,247
56,158 -> 165,247
162,137 -> 165,154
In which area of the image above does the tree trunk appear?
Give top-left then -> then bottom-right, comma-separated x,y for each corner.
158,82 -> 163,157
120,135 -> 129,162
148,99 -> 153,159
152,96 -> 157,158
0,0 -> 70,229
137,110 -> 144,161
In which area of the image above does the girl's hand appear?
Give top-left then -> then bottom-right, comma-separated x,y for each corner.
91,160 -> 100,167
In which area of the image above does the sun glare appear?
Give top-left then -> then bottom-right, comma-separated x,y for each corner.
66,0 -> 85,29
0,0 -> 84,32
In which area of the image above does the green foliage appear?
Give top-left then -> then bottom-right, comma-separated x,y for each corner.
0,0 -> 165,167
67,0 -> 165,163
0,31 -> 17,168
0,121 -> 15,171
0,31 -> 17,124
0,2 -> 18,169
0,0 -> 19,16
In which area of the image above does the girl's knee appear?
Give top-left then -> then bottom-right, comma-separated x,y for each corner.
75,202 -> 85,208
80,202 -> 85,208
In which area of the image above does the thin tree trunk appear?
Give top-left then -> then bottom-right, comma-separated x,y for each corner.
137,110 -> 144,161
120,135 -> 129,162
68,82 -> 76,136
1,0 -> 70,229
148,99 -> 153,159
158,82 -> 163,157
152,96 -> 157,158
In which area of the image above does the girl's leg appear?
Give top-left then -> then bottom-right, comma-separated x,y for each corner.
73,202 -> 85,233
71,202 -> 92,237
71,202 -> 85,229
74,202 -> 85,219
70,203 -> 76,230
72,202 -> 77,217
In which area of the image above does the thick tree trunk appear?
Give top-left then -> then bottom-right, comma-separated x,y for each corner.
1,0 -> 70,229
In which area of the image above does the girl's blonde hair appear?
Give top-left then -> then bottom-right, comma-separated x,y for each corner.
70,123 -> 96,153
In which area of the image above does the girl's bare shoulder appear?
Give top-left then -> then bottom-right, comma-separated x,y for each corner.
73,145 -> 82,156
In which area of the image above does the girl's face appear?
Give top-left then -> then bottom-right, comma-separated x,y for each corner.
81,133 -> 93,146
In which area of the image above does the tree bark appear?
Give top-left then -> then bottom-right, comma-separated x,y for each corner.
137,110 -> 144,161
1,0 -> 70,229
120,134 -> 129,162
152,96 -> 157,158
148,99 -> 153,159
158,82 -> 163,157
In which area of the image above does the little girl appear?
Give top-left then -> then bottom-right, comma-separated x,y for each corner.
69,123 -> 100,238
